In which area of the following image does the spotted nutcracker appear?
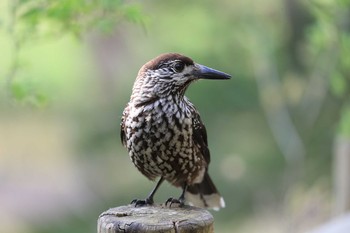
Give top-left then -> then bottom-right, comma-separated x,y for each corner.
120,53 -> 230,210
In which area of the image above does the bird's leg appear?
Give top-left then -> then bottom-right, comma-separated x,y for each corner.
131,177 -> 164,207
165,183 -> 188,207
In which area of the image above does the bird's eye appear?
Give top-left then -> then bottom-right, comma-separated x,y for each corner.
173,62 -> 185,73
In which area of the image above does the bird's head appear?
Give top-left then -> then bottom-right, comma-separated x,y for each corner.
131,53 -> 231,105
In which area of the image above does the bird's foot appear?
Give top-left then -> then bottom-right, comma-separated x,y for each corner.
131,198 -> 153,207
165,197 -> 185,208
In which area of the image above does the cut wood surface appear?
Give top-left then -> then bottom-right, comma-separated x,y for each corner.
98,205 -> 214,233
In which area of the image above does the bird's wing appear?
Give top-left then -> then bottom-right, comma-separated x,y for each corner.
192,112 -> 211,165
120,105 -> 129,147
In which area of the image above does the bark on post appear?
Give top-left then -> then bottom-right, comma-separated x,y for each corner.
98,205 -> 214,233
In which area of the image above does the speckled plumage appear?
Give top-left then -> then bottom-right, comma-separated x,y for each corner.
120,53 -> 230,209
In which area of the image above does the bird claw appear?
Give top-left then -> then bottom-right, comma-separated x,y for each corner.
131,198 -> 153,207
165,197 -> 184,208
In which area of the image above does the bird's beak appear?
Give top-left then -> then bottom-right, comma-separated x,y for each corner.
194,64 -> 231,80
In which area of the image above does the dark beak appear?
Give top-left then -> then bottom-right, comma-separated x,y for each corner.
194,64 -> 231,80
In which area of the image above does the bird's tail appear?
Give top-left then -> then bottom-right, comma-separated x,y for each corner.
185,172 -> 225,210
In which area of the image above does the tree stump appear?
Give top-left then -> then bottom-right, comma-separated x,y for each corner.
97,205 -> 214,233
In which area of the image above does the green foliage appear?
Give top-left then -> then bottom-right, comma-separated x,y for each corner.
17,0 -> 147,36
11,79 -> 49,107
1,0 -> 147,106
306,0 -> 350,134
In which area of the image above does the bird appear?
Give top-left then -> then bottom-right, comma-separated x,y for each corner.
120,53 -> 230,210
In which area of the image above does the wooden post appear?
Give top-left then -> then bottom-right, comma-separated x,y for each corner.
98,205 -> 214,233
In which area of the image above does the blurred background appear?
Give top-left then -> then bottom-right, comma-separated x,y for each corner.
1,0 -> 350,232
